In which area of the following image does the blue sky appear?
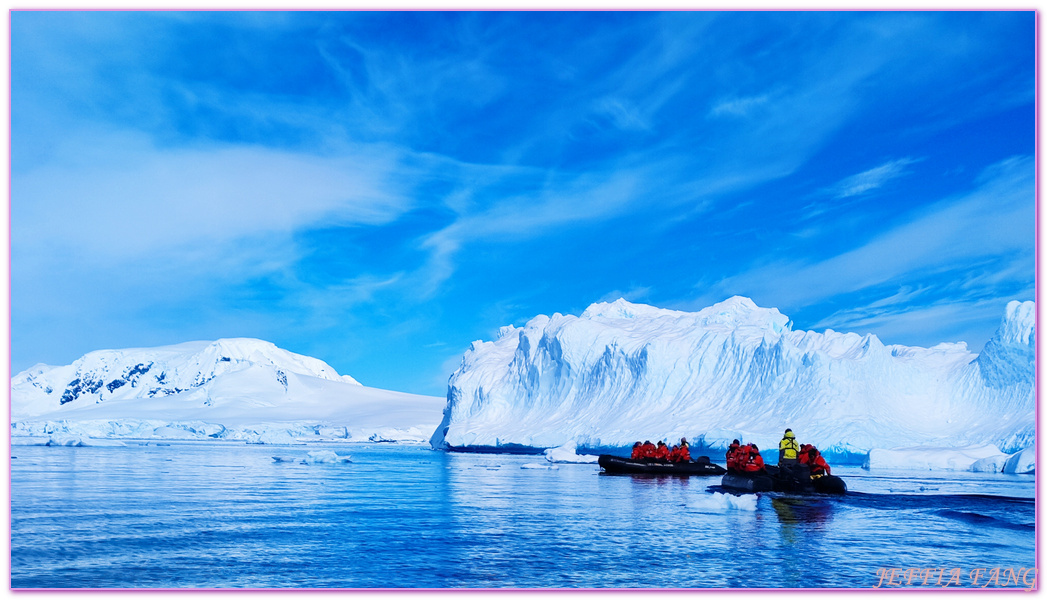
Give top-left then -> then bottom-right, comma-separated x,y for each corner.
11,11 -> 1036,396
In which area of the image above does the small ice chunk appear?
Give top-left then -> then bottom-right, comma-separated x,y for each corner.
544,441 -> 599,464
689,492 -> 757,512
46,435 -> 84,446
521,462 -> 559,470
302,450 -> 351,464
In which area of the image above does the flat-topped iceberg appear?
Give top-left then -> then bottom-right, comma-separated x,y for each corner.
431,297 -> 1034,460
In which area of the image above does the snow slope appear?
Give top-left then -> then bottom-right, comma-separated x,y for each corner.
11,338 -> 444,443
430,297 -> 1035,458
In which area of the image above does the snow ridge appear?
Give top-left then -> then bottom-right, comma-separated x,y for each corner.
11,338 -> 444,444
431,297 -> 1035,455
12,338 -> 358,417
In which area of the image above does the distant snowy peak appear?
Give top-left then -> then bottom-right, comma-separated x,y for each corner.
168,338 -> 360,386
12,338 -> 359,417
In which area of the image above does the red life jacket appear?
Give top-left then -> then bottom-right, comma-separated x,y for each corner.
654,444 -> 670,460
668,445 -> 691,463
726,444 -> 741,470
631,445 -> 643,460
743,449 -> 765,472
810,453 -> 831,476
641,442 -> 657,458
676,445 -> 691,462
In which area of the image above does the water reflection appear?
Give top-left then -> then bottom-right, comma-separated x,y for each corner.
771,497 -> 835,529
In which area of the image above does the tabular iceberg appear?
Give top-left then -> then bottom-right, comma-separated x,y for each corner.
11,338 -> 445,444
430,297 -> 1035,459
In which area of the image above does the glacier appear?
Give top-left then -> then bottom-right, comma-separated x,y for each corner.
11,338 -> 445,444
430,297 -> 1035,467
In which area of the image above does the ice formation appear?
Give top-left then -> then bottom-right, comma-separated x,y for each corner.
864,444 -> 1007,471
689,492 -> 758,512
431,297 -> 1035,459
302,450 -> 352,464
1002,447 -> 1036,475
11,338 -> 445,444
543,441 -> 599,464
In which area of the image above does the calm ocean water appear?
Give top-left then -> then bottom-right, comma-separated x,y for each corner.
10,442 -> 1036,589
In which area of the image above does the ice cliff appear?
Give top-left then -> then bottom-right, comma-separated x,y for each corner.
430,297 -> 1035,456
11,338 -> 444,443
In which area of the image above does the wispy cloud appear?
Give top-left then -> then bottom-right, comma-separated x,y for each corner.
708,94 -> 772,118
692,155 -> 1034,319
416,167 -> 646,296
809,295 -> 1023,352
13,130 -> 413,261
827,157 -> 921,199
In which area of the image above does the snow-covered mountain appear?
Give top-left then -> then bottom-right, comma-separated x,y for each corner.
430,297 -> 1035,458
11,338 -> 444,443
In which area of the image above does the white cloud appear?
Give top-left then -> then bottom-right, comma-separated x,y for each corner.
828,157 -> 921,199
13,130 -> 413,262
809,296 -> 1026,352
708,94 -> 771,118
696,156 -> 1034,310
414,168 -> 645,296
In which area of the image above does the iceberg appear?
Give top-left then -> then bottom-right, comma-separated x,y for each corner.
11,338 -> 445,445
544,441 -> 599,464
864,444 -> 1006,471
302,450 -> 352,464
431,297 -> 1034,460
970,454 -> 1010,473
1002,447 -> 1035,475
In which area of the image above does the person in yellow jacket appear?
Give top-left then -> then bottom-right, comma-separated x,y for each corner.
778,428 -> 800,467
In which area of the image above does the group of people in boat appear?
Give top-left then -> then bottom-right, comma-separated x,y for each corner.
630,438 -> 691,463
626,429 -> 833,475
726,428 -> 832,476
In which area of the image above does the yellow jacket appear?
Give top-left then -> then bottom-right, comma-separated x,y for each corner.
779,435 -> 799,461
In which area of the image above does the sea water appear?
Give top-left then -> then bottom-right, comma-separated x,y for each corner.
10,443 -> 1036,589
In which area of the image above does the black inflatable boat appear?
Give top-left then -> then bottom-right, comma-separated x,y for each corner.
598,454 -> 727,476
721,464 -> 846,495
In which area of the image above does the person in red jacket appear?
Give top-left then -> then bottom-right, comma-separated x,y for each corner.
726,440 -> 741,472
742,444 -> 766,473
798,444 -> 812,465
640,440 -> 656,459
669,438 -> 691,462
807,447 -> 831,476
654,441 -> 670,461
630,442 -> 643,460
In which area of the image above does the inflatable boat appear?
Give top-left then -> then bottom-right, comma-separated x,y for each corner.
721,464 -> 846,495
598,454 -> 727,476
